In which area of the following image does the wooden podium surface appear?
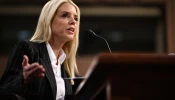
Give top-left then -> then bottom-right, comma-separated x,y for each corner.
75,53 -> 175,100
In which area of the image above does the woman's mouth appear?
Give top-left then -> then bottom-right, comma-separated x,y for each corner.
67,27 -> 75,34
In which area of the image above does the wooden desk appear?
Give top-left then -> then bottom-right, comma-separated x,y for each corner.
75,53 -> 175,100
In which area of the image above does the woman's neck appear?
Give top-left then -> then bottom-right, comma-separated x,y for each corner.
48,39 -> 65,60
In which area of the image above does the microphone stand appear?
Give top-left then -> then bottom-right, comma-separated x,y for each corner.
87,29 -> 112,54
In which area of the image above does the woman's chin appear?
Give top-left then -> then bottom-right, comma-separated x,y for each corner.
66,37 -> 74,42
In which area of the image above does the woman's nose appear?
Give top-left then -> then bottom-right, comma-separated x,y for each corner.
69,17 -> 76,25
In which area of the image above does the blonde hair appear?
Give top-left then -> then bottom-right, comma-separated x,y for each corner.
30,0 -> 80,85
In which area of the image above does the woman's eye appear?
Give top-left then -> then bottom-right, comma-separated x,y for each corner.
74,18 -> 78,21
62,13 -> 69,18
61,13 -> 78,21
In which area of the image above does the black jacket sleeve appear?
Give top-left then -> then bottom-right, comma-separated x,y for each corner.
0,40 -> 35,94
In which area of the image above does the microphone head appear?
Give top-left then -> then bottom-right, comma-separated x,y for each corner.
86,29 -> 97,36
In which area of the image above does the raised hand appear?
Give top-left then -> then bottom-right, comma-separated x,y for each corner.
22,55 -> 45,84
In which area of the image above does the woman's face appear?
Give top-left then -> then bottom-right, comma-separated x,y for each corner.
51,3 -> 78,42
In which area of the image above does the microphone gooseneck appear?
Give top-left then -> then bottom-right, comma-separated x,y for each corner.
87,29 -> 112,54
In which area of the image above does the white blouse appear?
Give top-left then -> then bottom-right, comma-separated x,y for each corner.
46,42 -> 66,100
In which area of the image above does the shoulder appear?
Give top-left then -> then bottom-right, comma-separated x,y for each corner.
15,40 -> 45,49
16,40 -> 40,46
13,40 -> 46,62
11,40 -> 41,56
13,40 -> 47,54
14,40 -> 36,47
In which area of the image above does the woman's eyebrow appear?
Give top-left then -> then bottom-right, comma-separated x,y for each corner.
61,11 -> 78,17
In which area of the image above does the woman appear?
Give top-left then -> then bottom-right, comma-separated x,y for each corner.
0,0 -> 81,100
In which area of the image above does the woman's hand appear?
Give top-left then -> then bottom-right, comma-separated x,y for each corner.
22,55 -> 45,84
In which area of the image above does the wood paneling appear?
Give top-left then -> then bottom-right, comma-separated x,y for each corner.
102,0 -> 133,3
0,0 -> 167,5
139,0 -> 165,3
166,0 -> 175,53
0,0 -> 48,5
74,0 -> 165,4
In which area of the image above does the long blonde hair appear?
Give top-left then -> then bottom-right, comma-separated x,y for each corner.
30,0 -> 80,85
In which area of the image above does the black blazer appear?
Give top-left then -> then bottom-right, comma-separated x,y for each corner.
0,40 -> 81,100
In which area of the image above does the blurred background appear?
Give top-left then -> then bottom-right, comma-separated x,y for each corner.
0,0 -> 175,77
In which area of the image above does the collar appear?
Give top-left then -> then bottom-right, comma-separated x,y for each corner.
46,42 -> 66,64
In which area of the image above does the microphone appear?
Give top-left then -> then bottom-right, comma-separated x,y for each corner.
87,29 -> 112,54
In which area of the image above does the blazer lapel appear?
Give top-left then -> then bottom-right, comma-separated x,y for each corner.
38,42 -> 57,100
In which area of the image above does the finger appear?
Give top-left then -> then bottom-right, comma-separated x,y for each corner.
32,65 -> 45,77
32,65 -> 45,75
38,73 -> 45,78
23,62 -> 40,72
27,65 -> 45,77
22,55 -> 29,67
35,73 -> 45,79
36,65 -> 45,73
